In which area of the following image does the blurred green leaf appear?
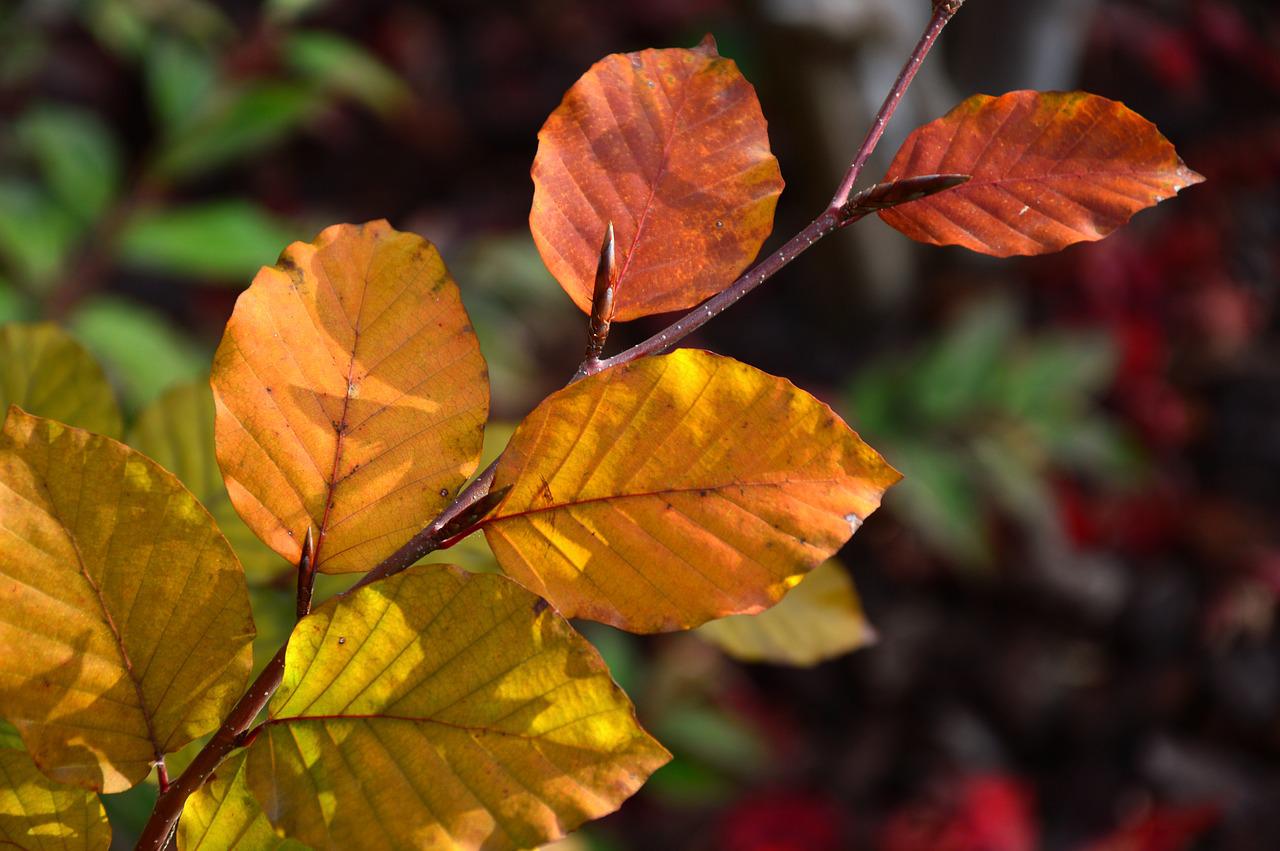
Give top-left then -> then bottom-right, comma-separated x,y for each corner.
285,31 -> 409,114
267,0 -> 331,23
85,0 -> 232,58
653,704 -> 768,778
154,83 -> 318,180
576,622 -> 641,695
100,782 -> 158,849
911,298 -> 1017,425
1040,414 -> 1144,482
0,180 -> 80,291
970,433 -> 1056,528
996,332 -> 1115,424
885,440 -> 991,565
0,322 -> 123,437
16,104 -> 120,223
0,720 -> 21,750
67,296 -> 205,412
0,279 -> 34,323
118,201 -> 297,280
645,756 -> 736,805
145,37 -> 216,135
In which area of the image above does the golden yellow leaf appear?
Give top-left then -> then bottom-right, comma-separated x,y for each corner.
0,322 -> 121,438
245,565 -> 668,851
696,559 -> 876,666
212,220 -> 489,574
129,381 -> 287,584
0,747 -> 110,850
0,409 -> 254,792
177,751 -> 307,851
482,349 -> 900,633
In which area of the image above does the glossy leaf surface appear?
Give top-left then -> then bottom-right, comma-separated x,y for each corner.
697,559 -> 876,666
530,38 -> 783,320
0,747 -> 111,850
0,323 -> 122,438
246,565 -> 668,851
0,410 -> 254,792
212,220 -> 488,574
483,349 -> 900,633
879,90 -> 1203,256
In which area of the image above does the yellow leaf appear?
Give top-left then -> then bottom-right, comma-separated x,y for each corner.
0,747 -> 111,850
482,349 -> 900,633
0,322 -> 121,438
129,381 -> 287,583
177,751 -> 307,851
0,409 -> 254,792
697,559 -> 876,666
245,565 -> 668,851
212,220 -> 489,574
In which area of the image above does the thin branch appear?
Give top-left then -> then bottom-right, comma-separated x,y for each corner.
830,0 -> 963,210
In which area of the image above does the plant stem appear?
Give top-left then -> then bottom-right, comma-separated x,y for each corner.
132,7 -> 962,845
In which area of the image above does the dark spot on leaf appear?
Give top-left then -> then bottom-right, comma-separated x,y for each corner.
532,598 -> 549,615
440,488 -> 450,498
337,636 -> 346,645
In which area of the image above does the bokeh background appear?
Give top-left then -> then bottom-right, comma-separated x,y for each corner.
2,0 -> 1277,849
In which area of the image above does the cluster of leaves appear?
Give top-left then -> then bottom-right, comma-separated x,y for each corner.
0,8 -> 1200,851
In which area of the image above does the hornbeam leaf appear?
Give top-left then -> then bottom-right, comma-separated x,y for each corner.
879,90 -> 1203,256
482,349 -> 900,633
212,220 -> 489,574
177,751 -> 306,851
697,559 -> 876,666
530,36 -> 784,321
0,409 -> 254,792
0,323 -> 122,437
245,565 -> 668,851
129,382 -> 286,583
0,747 -> 111,850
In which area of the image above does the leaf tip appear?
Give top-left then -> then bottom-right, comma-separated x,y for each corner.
693,33 -> 719,56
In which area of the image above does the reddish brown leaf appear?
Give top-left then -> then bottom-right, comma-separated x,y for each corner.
878,90 -> 1204,256
530,36 -> 784,321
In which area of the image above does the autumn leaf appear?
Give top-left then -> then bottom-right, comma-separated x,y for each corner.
697,559 -> 876,666
530,37 -> 783,321
0,322 -> 122,438
177,751 -> 306,851
878,90 -> 1203,256
129,381 -> 286,583
0,409 -> 254,792
212,220 -> 489,574
244,565 -> 668,851
482,349 -> 900,633
0,747 -> 111,850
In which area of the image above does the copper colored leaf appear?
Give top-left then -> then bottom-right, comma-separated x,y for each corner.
697,559 -> 876,666
482,349 -> 900,633
0,747 -> 111,850
245,565 -> 668,851
212,220 -> 489,574
530,37 -> 783,321
0,409 -> 254,792
878,90 -> 1203,256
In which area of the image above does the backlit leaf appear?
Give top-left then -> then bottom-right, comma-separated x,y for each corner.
0,747 -> 111,850
212,220 -> 488,573
0,322 -> 122,437
128,382 -> 285,583
0,409 -> 254,792
245,565 -> 669,851
482,349 -> 899,633
177,751 -> 306,851
697,559 -> 875,666
879,90 -> 1203,256
530,37 -> 783,320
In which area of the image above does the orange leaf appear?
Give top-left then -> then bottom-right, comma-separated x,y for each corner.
482,349 -> 900,633
878,90 -> 1203,256
530,36 -> 784,321
212,220 -> 488,574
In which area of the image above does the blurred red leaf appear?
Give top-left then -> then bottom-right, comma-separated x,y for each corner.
530,36 -> 783,320
878,774 -> 1036,851
719,791 -> 843,851
1077,803 -> 1220,851
879,91 -> 1203,256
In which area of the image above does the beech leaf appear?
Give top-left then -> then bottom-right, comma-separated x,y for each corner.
482,349 -> 900,633
697,559 -> 876,666
0,409 -> 254,792
878,90 -> 1204,256
245,565 -> 668,851
530,37 -> 784,321
177,751 -> 306,851
0,323 -> 122,438
129,382 -> 286,583
0,747 -> 111,850
212,220 -> 489,574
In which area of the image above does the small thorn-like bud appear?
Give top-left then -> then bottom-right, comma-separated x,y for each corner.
584,222 -> 616,362
838,173 -> 970,224
295,526 -> 317,620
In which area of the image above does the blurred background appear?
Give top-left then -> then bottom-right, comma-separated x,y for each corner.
1,0 -> 1277,849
